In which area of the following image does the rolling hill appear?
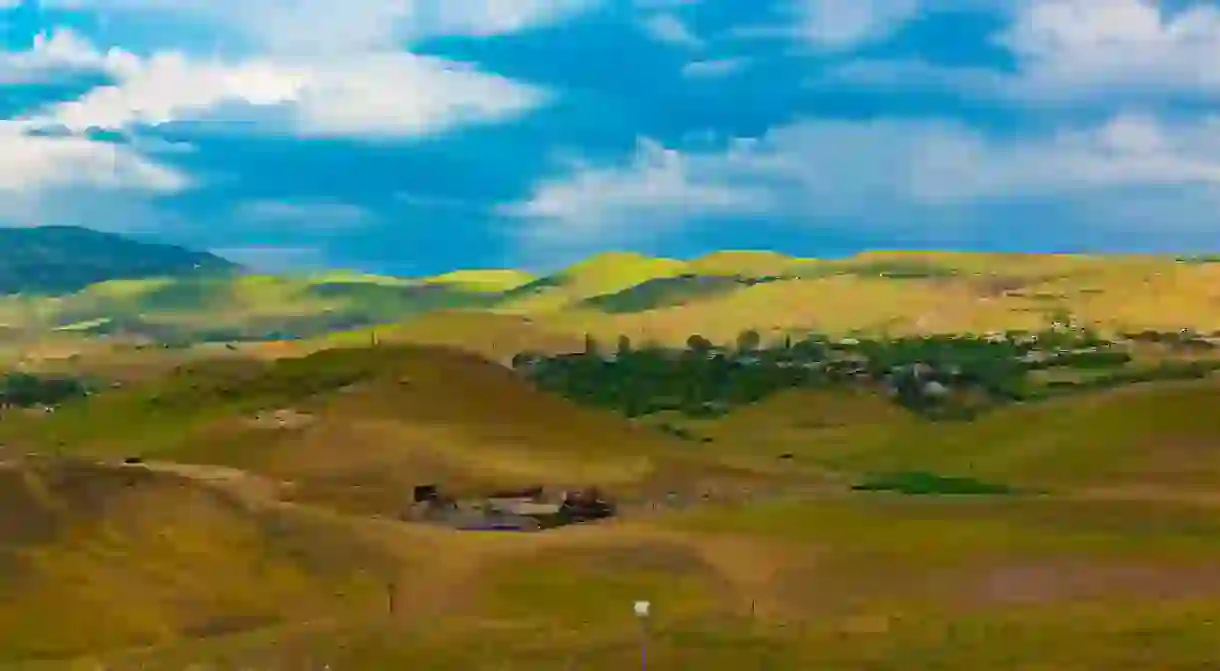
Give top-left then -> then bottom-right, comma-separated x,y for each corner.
0,457 -> 397,662
0,226 -> 236,296
8,332 -> 1220,667
1,232 -> 1219,353
11,233 -> 1220,667
0,344 -> 774,516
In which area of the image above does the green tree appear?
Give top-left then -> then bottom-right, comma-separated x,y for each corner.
616,334 -> 632,357
685,334 -> 713,355
735,329 -> 761,353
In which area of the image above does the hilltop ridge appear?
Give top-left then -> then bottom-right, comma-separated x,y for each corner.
0,226 -> 236,296
1,235 -> 1218,352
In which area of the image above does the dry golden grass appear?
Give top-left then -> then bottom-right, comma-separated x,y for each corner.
293,311 -> 589,364
3,345 -> 771,519
0,458 -> 397,663
500,253 -> 1220,342
575,276 -> 1039,344
35,490 -> 1220,670
683,250 -> 805,276
10,368 -> 1220,667
494,252 -> 689,314
15,260 -> 1220,669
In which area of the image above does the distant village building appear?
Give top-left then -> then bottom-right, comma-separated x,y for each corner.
922,380 -> 950,398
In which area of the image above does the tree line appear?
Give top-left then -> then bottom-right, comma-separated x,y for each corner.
514,328 -> 1220,421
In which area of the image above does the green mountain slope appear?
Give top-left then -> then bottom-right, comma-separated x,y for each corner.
2,236 -> 1217,347
41,275 -> 515,342
0,226 -> 236,295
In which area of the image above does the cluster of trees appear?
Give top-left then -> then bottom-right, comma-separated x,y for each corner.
515,331 -> 1004,418
516,327 -> 1209,421
525,344 -> 815,418
0,373 -> 90,407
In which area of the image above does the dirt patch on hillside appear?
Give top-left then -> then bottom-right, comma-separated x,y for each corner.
1071,485 -> 1220,507
246,408 -> 316,430
967,560 -> 1220,606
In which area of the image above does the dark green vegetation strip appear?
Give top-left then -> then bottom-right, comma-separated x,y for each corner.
850,470 -> 1018,495
518,327 -> 1220,421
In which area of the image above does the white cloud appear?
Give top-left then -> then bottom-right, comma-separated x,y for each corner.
9,0 -> 589,137
287,54 -> 545,138
0,29 -> 110,83
823,0 -> 1220,104
503,113 -> 1220,251
901,114 -> 1220,202
640,13 -> 703,48
0,121 -> 186,192
417,0 -> 602,39
500,138 -> 774,250
1001,0 -> 1220,99
0,0 -> 577,232
732,0 -> 925,50
797,0 -> 921,50
682,57 -> 749,78
10,30 -> 546,138
0,120 -> 189,230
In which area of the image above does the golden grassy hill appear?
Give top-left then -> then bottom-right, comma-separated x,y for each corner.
520,252 -> 1220,346
0,458 -> 399,663
269,250 -> 1220,354
11,250 -> 1220,361
421,268 -> 535,292
683,250 -> 804,276
492,251 -> 689,313
698,377 -> 1220,494
11,359 -> 1220,667
310,310 -> 589,363
46,482 -> 1220,670
1,345 -> 773,517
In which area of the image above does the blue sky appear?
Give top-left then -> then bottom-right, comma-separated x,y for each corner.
1,0 -> 1219,275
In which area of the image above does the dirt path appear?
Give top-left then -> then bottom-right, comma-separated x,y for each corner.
121,460 -> 286,505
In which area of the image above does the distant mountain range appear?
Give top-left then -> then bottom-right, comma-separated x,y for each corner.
0,226 -> 236,295
0,225 -> 1215,346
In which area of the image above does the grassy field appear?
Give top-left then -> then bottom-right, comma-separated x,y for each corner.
6,249 -> 1220,351
9,251 -> 1220,668
0,345 -> 780,518
4,340 -> 1220,667
18,488 -> 1220,669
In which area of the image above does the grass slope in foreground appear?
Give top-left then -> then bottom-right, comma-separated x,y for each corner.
0,458 -> 396,663
39,492 -> 1220,670
9,341 -> 1220,667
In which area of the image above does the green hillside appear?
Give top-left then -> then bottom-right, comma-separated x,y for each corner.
28,274 -> 516,343
0,226 -> 235,295
3,237 -> 1220,348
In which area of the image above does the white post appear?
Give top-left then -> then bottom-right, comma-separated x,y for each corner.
633,600 -> 651,670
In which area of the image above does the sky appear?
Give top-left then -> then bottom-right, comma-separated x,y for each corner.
1,0 -> 1219,275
